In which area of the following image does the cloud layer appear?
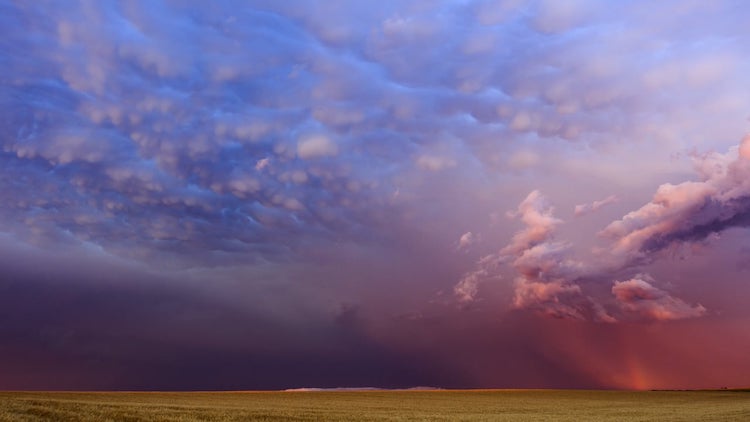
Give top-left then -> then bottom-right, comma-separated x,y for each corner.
2,0 -> 750,390
4,0 -> 750,266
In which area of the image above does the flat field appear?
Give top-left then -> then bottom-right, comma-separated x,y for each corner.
1,389 -> 748,421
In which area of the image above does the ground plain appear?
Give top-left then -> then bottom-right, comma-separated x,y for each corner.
0,389 -> 748,421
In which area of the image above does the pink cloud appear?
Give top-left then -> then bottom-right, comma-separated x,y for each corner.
456,231 -> 478,251
502,190 -> 562,255
513,278 -> 583,320
456,190 -> 591,318
574,195 -> 619,217
454,254 -> 501,304
601,134 -> 750,265
297,134 -> 339,159
612,275 -> 706,321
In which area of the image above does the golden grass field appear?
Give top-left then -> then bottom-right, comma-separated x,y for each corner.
0,389 -> 748,421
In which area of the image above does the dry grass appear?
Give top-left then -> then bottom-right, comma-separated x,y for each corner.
0,389 -> 748,421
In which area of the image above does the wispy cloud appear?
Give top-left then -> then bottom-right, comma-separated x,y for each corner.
574,195 -> 619,217
602,136 -> 750,266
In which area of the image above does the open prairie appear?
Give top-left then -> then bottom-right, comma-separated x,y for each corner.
0,389 -> 748,421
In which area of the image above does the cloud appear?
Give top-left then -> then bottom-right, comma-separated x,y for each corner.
457,186 -> 719,321
454,267 -> 485,304
502,190 -> 562,255
508,238 -> 587,320
297,134 -> 339,159
512,278 -> 583,319
508,150 -> 540,170
574,195 -> 619,217
3,0 -> 750,271
531,0 -> 599,34
612,275 -> 706,321
461,137 -> 747,324
255,158 -> 271,171
493,138 -> 750,318
601,135 -> 750,265
3,0 -> 750,392
454,254 -> 500,304
456,191 -> 589,317
1,1 -> 421,267
456,231 -> 477,251
416,155 -> 457,171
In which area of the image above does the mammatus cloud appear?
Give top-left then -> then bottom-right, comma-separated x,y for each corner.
297,134 -> 339,159
574,195 -> 619,217
4,0 -> 750,270
612,275 -> 706,321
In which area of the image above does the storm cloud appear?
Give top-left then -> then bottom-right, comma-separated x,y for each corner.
2,0 -> 750,390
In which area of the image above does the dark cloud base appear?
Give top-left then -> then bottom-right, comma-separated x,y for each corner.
2,250 -> 750,391
0,267 -> 447,391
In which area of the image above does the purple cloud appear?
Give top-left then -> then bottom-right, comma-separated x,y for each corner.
575,195 -> 619,217
458,136 -> 750,322
612,275 -> 706,322
602,136 -> 750,265
3,0 -> 750,390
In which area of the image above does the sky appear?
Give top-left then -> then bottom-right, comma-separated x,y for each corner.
2,0 -> 750,391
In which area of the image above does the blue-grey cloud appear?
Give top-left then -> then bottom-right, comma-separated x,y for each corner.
3,0 -> 750,268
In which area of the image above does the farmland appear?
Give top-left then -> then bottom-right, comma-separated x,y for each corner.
1,389 -> 748,421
